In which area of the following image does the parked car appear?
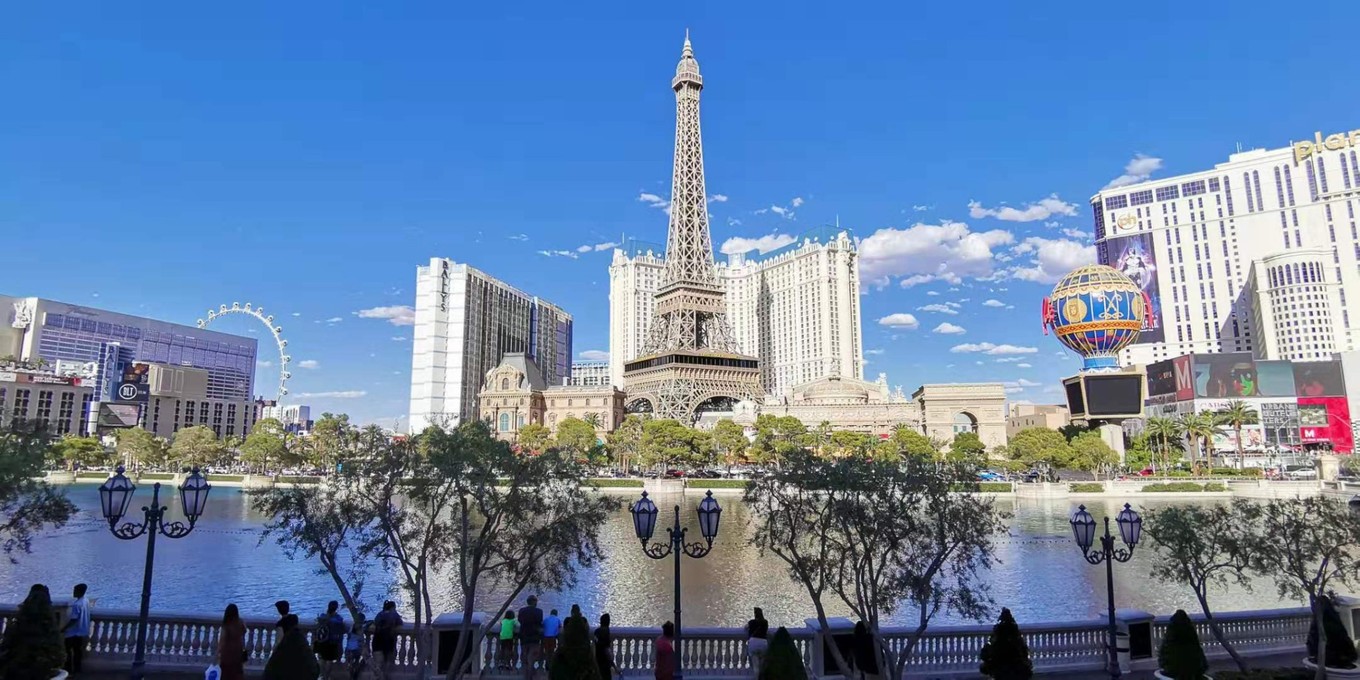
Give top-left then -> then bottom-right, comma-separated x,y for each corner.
663,469 -> 686,478
1283,464 -> 1318,480
977,470 -> 1005,482
1136,468 -> 1157,477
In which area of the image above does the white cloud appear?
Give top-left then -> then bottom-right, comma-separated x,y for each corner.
1009,236 -> 1097,283
538,250 -> 579,259
911,205 -> 933,212
709,194 -> 728,203
933,322 -> 966,335
968,194 -> 1079,223
638,192 -> 669,209
877,313 -> 920,330
945,301 -> 962,308
257,360 -> 273,368
324,317 -> 343,324
982,299 -> 1006,307
791,197 -> 804,208
391,336 -> 407,341
727,217 -> 743,226
508,233 -> 529,241
355,305 -> 415,326
917,304 -> 959,315
298,359 -> 320,369
1004,386 -> 1025,394
865,348 -> 885,355
770,206 -> 790,218
575,241 -> 619,253
291,312 -> 301,317
995,357 -> 1023,363
950,342 -> 1038,355
1017,363 -> 1032,368
1103,153 -> 1164,189
1061,228 -> 1091,240
296,390 -> 367,399
720,233 -> 796,255
859,221 -> 1015,288
578,349 -> 609,361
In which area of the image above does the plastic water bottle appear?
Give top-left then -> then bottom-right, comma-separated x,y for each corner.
205,664 -> 220,680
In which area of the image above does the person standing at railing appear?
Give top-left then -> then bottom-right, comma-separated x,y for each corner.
542,608 -> 562,671
517,595 -> 545,680
343,618 -> 366,680
654,621 -> 675,680
745,607 -> 769,677
497,609 -> 518,670
371,600 -> 403,680
594,613 -> 619,680
62,583 -> 91,676
272,601 -> 292,650
851,621 -> 880,680
264,617 -> 320,680
217,604 -> 247,680
313,601 -> 346,679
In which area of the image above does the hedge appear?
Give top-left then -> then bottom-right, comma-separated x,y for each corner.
277,476 -> 322,484
1142,482 -> 1206,492
139,472 -> 175,481
1203,482 -> 1229,492
1211,467 -> 1263,477
697,479 -> 749,489
75,471 -> 109,480
208,474 -> 246,483
948,482 -> 1012,493
586,478 -> 644,488
1070,482 -> 1104,493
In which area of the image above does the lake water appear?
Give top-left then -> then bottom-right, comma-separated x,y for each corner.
0,484 -> 1301,628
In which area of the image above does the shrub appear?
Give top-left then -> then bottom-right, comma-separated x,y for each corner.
1142,482 -> 1205,493
759,626 -> 807,680
1203,482 -> 1229,492
979,608 -> 1032,680
208,474 -> 246,483
1306,595 -> 1358,668
978,482 -> 1013,493
1166,470 -> 1193,478
1070,482 -> 1104,493
549,613 -> 601,680
700,479 -> 749,489
585,478 -> 643,488
139,472 -> 175,480
1211,467 -> 1263,478
0,584 -> 65,678
1159,609 -> 1208,680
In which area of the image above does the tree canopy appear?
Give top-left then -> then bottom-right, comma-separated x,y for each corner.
169,425 -> 229,469
1007,428 -> 1073,469
0,425 -> 77,559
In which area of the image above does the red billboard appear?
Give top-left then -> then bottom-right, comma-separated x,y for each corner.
1172,355 -> 1194,401
1298,397 -> 1353,453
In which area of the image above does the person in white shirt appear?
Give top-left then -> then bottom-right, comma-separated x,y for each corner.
62,583 -> 91,674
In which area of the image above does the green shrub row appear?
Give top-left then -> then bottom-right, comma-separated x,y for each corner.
208,474 -> 246,483
1069,482 -> 1104,493
1204,482 -> 1228,492
696,479 -> 749,489
75,471 -> 109,479
1211,467 -> 1263,477
277,476 -> 321,484
139,472 -> 175,480
585,478 -> 644,488
1141,482 -> 1228,492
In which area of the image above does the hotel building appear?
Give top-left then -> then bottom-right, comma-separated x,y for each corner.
408,258 -> 573,433
608,227 -> 863,394
1090,127 -> 1360,366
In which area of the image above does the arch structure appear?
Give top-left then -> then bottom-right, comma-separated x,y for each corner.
953,411 -> 979,434
197,302 -> 291,402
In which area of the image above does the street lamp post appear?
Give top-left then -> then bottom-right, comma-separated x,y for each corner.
629,490 -> 721,680
98,466 -> 211,680
1070,503 -> 1141,679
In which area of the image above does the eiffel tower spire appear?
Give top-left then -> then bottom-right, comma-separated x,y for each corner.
623,33 -> 762,423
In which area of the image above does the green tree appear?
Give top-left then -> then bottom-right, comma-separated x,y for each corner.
950,432 -> 987,464
304,412 -> 358,470
1124,433 -> 1154,472
547,611 -> 601,680
711,419 -> 748,474
1007,428 -> 1073,470
1158,610 -> 1208,680
747,451 -> 1008,678
1178,413 -> 1220,473
1216,400 -> 1259,470
581,412 -> 602,429
1144,501 -> 1256,671
516,423 -> 551,454
554,417 -> 599,460
640,418 -> 702,469
239,417 -> 292,474
1246,497 -> 1360,677
1069,432 -> 1119,480
1307,596 -> 1358,670
812,421 -> 834,457
50,436 -> 111,469
0,424 -> 77,558
875,424 -> 937,461
979,608 -> 1032,680
114,427 -> 169,470
758,627 -> 807,680
830,430 -> 872,459
605,415 -> 645,473
169,425 -> 228,469
1144,417 -> 1184,473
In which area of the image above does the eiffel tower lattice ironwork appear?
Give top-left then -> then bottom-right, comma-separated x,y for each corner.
623,33 -> 762,423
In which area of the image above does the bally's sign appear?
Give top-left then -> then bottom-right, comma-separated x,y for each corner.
1294,130 -> 1360,164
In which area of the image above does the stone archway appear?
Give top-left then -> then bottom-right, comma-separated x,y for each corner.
953,411 -> 979,434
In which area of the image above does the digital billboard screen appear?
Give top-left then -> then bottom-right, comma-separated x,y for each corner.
1064,380 -> 1085,417
1294,361 -> 1345,397
1103,232 -> 1164,343
1146,359 -> 1176,397
1084,374 -> 1145,417
97,403 -> 141,428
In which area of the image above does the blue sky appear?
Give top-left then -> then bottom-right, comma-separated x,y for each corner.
4,1 -> 1358,427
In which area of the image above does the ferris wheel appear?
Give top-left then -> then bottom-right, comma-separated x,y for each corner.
196,302 -> 291,403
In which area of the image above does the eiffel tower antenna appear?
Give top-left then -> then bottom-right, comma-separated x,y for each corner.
622,32 -> 762,423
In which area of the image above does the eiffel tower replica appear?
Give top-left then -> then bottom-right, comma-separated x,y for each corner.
623,33 -> 762,423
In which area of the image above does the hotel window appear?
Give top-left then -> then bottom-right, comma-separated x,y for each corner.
1253,171 -> 1264,211
1130,190 -> 1154,206
1307,161 -> 1319,199
1244,174 -> 1255,212
1105,195 -> 1128,210
1156,186 -> 1180,201
1209,177 -> 1221,192
1344,155 -> 1353,189
1183,180 -> 1206,196
1319,157 -> 1330,193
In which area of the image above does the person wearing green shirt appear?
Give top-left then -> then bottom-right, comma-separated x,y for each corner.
498,610 -> 518,670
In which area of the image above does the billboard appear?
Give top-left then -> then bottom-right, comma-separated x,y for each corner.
1105,232 -> 1164,343
1260,401 -> 1302,448
1194,352 -> 1261,398
1172,355 -> 1195,400
1298,396 -> 1352,452
97,403 -> 141,428
1294,361 -> 1345,397
1146,359 -> 1176,398
116,362 -> 150,403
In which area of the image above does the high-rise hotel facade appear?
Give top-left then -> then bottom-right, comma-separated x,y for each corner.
1091,127 -> 1360,367
609,227 -> 864,395
408,258 -> 572,433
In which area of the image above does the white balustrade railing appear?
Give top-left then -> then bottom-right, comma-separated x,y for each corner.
0,604 -> 1317,678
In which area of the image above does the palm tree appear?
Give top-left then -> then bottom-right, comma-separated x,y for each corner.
1178,412 -> 1223,474
582,412 -> 602,429
1216,400 -> 1260,470
1144,417 -> 1182,473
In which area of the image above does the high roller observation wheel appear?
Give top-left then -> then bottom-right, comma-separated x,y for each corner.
196,302 -> 291,403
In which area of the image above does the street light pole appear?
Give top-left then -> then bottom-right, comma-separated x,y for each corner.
1070,503 -> 1141,680
98,467 -> 211,680
630,491 -> 721,680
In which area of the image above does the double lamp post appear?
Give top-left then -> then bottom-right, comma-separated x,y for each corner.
629,490 -> 722,680
97,466 -> 212,680
1069,502 -> 1142,680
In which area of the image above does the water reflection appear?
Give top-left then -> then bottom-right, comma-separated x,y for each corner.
0,486 -> 1301,628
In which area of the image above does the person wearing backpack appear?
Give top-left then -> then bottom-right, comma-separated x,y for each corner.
517,596 -> 545,679
371,601 -> 403,680
313,601 -> 346,678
